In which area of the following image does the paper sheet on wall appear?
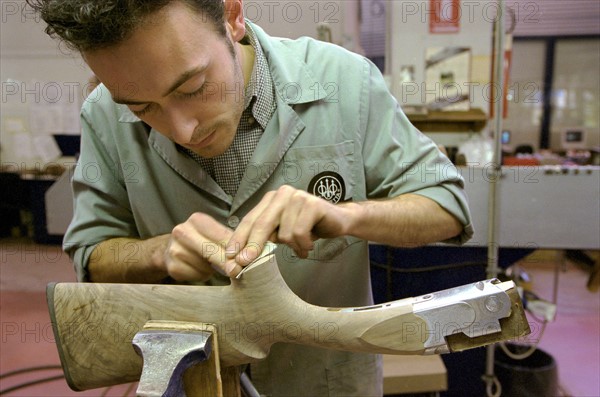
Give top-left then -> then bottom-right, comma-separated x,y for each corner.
425,46 -> 471,111
33,135 -> 63,163
10,132 -> 37,161
29,102 -> 81,135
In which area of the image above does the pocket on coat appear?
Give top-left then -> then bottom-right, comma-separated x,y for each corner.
283,141 -> 355,204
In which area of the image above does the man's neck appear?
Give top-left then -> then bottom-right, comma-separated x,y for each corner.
239,42 -> 255,89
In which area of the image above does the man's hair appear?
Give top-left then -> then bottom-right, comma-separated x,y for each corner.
27,0 -> 227,52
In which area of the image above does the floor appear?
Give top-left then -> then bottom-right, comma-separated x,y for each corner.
0,240 -> 598,397
0,240 -> 137,396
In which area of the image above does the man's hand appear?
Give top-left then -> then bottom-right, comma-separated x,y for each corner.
225,186 -> 463,268
168,186 -> 356,277
88,213 -> 241,283
225,185 -> 357,266
165,212 -> 241,280
88,187 -> 461,283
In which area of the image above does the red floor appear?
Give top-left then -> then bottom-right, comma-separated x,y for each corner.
1,241 -> 599,396
0,241 -> 137,396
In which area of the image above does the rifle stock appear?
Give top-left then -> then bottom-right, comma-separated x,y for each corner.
48,247 -> 529,391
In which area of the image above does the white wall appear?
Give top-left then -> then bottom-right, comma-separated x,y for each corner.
0,0 -> 92,107
385,0 -> 498,147
243,0 -> 362,52
0,0 -> 364,88
387,0 -> 495,112
1,0 -> 92,166
0,0 -> 363,107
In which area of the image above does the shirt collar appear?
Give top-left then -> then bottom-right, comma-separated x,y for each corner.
247,21 -> 328,105
242,22 -> 275,130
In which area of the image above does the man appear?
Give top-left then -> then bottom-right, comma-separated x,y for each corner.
30,0 -> 473,395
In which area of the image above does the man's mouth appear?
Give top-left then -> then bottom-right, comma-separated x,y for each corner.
187,128 -> 217,149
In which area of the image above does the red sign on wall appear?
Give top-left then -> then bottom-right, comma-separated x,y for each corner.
430,0 -> 460,33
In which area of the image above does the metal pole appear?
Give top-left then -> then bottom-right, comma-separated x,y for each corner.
485,0 -> 506,396
487,1 -> 506,280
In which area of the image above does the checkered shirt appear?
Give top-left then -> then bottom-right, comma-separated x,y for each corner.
183,24 -> 276,197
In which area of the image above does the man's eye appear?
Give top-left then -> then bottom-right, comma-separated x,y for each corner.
130,104 -> 152,117
180,85 -> 205,99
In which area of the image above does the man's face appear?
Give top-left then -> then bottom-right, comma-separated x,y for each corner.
84,2 -> 246,158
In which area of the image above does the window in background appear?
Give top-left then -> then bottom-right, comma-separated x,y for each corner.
503,40 -> 546,151
551,39 -> 600,150
505,36 -> 599,151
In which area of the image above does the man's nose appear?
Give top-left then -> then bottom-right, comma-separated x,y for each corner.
165,107 -> 197,144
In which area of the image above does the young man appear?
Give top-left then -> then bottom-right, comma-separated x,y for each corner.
30,0 -> 473,395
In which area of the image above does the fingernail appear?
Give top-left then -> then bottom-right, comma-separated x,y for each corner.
225,261 -> 241,277
236,249 -> 256,266
212,264 -> 227,277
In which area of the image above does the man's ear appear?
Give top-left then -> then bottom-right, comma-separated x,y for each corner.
224,0 -> 245,42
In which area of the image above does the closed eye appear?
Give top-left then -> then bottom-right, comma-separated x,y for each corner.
129,81 -> 207,117
129,85 -> 206,117
178,84 -> 207,99
131,104 -> 154,117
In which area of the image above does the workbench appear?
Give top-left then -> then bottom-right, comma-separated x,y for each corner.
383,355 -> 447,395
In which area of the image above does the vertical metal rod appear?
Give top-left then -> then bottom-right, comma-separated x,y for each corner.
485,1 -> 506,395
487,0 -> 506,280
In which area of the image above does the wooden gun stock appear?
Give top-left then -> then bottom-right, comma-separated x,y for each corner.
48,247 -> 529,391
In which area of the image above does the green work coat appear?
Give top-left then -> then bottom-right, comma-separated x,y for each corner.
64,21 -> 473,396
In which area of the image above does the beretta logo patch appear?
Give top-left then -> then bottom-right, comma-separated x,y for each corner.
308,171 -> 346,204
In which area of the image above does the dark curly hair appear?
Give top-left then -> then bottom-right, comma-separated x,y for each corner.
26,0 -> 227,52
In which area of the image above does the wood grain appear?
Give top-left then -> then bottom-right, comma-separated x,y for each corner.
49,244 -> 528,391
48,247 -> 426,390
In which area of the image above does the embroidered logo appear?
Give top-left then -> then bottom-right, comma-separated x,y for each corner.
308,171 -> 346,204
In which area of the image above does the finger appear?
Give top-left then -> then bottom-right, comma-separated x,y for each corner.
164,239 -> 215,281
188,212 -> 239,275
228,188 -> 293,266
277,191 -> 319,253
235,241 -> 265,266
186,214 -> 252,277
187,212 -> 234,245
169,213 -> 235,278
225,191 -> 276,259
294,196 -> 329,248
275,200 -> 306,257
167,259 -> 214,281
223,258 -> 243,278
173,216 -> 227,263
240,187 -> 299,257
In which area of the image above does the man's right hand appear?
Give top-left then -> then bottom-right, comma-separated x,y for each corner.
165,212 -> 241,281
88,212 -> 240,283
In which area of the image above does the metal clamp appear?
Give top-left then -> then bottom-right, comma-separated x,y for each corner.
132,324 -> 214,397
